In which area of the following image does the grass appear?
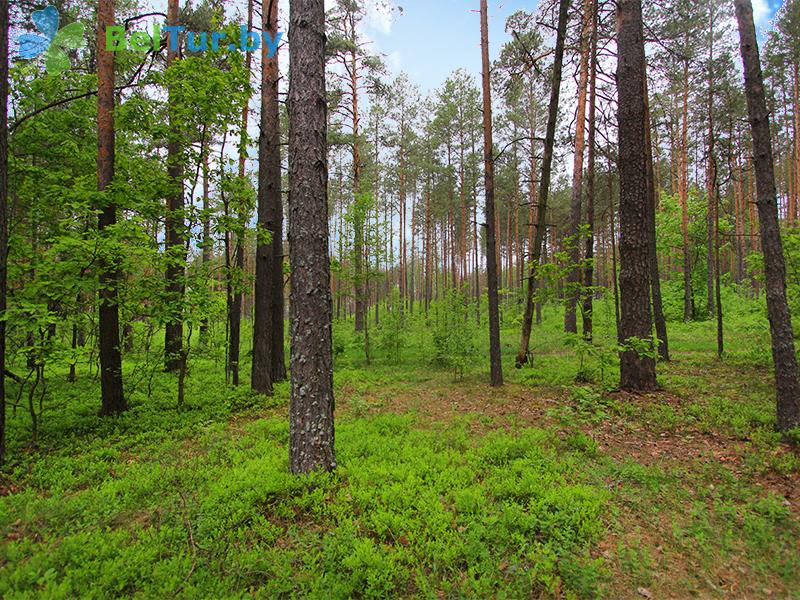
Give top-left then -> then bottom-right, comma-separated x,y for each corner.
1,294 -> 799,598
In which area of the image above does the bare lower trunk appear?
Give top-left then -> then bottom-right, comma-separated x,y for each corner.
581,0 -> 597,341
480,0 -> 503,387
735,0 -> 800,432
288,0 -> 336,472
97,0 -> 126,415
0,0 -> 9,461
616,0 -> 656,391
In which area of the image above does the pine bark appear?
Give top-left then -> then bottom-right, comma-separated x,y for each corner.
0,0 -> 8,461
616,0 -> 657,391
252,0 -> 281,395
97,0 -> 126,415
581,0 -> 597,341
164,0 -> 185,372
480,0 -> 503,387
735,0 -> 800,432
565,0 -> 593,334
288,0 -> 336,472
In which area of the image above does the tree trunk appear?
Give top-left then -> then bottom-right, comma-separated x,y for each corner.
164,0 -> 185,372
735,0 -> 800,432
565,0 -> 593,334
0,0 -> 8,462
97,0 -> 127,415
644,78 -> 669,360
679,56 -> 693,322
581,0 -> 597,342
252,0 -> 280,395
516,0 -> 570,368
288,0 -> 336,472
199,152 -> 211,343
616,0 -> 657,391
480,0 -> 503,387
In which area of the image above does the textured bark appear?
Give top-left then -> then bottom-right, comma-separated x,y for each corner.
252,0 -> 280,395
608,156 -> 621,341
96,0 -> 126,415
581,0 -> 597,342
735,0 -> 800,432
678,57 -> 693,322
164,0 -> 185,372
644,79 -> 669,361
565,0 -> 593,334
288,0 -> 336,472
480,0 -> 503,387
706,6 -> 716,315
616,0 -> 656,391
0,0 -> 8,461
516,0 -> 570,368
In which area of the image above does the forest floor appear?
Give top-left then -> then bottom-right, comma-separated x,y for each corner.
1,301 -> 799,598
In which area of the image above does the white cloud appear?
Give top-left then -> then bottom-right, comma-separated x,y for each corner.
752,0 -> 770,25
364,0 -> 396,35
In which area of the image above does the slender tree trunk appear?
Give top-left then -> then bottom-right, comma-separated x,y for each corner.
617,0 -> 656,391
351,47 -> 366,333
644,79 -> 669,360
735,0 -> 800,432
96,0 -> 126,415
609,158 -> 621,341
288,0 -> 336,471
228,0 -> 255,387
679,56 -> 693,322
516,0 -> 570,367
581,0 -> 597,341
200,152 -> 211,343
0,0 -> 8,461
252,0 -> 280,395
480,0 -> 503,387
706,5 -> 716,316
164,0 -> 185,372
565,0 -> 593,334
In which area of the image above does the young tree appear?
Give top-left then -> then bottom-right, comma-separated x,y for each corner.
96,0 -> 126,415
164,0 -> 186,372
253,0 -> 283,395
480,0 -> 503,387
288,0 -> 336,472
735,0 -> 800,432
617,0 -> 657,391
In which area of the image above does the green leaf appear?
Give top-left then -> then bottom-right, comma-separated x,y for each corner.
44,47 -> 70,75
54,22 -> 86,49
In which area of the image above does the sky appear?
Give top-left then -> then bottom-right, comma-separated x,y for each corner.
357,0 -> 788,94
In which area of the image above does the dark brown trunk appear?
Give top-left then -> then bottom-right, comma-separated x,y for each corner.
164,0 -> 185,372
288,0 -> 336,472
735,0 -> 800,432
0,0 -> 8,461
480,0 -> 503,387
97,0 -> 126,415
644,78 -> 669,360
616,0 -> 656,391
581,0 -> 597,341
516,0 -> 570,367
565,0 -> 593,334
252,0 -> 280,395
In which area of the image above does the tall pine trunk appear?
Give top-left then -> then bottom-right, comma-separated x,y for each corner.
565,0 -> 593,334
616,0 -> 657,391
0,0 -> 8,461
97,0 -> 126,415
581,0 -> 597,341
480,0 -> 503,387
288,0 -> 336,472
735,0 -> 800,432
164,0 -> 185,372
252,0 -> 281,395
